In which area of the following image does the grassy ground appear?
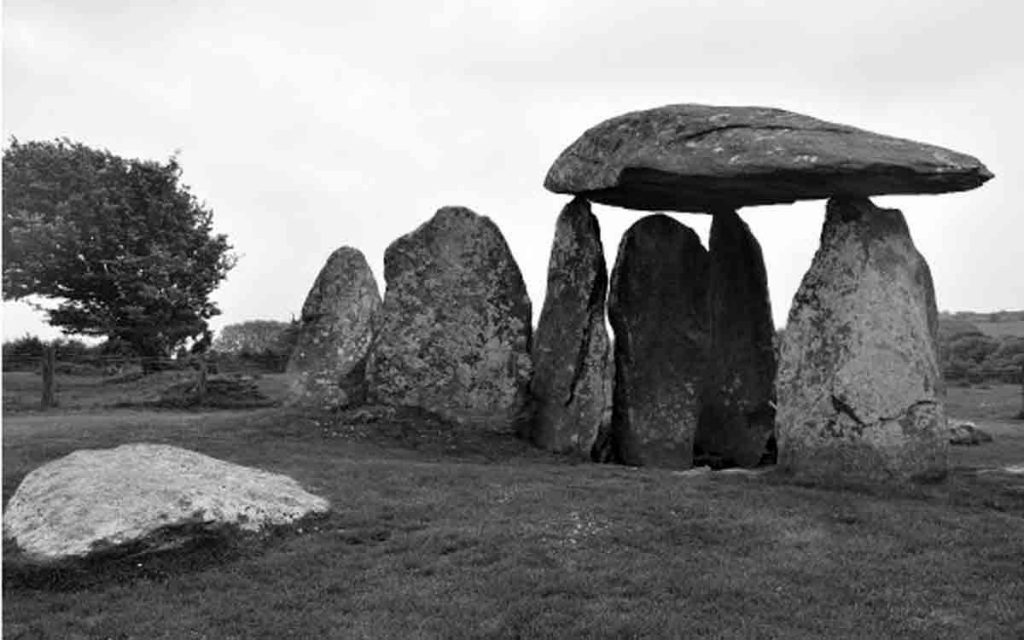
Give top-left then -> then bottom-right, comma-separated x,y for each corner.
3,377 -> 1024,639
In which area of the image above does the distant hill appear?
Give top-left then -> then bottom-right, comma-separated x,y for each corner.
942,310 -> 1024,339
938,311 -> 1024,383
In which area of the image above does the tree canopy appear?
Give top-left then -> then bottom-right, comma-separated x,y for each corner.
2,138 -> 236,368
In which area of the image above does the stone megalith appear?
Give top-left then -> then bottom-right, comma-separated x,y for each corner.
697,209 -> 777,468
544,104 -> 992,213
3,444 -> 329,563
286,247 -> 381,410
776,196 -> 948,484
607,214 -> 709,469
366,206 -> 533,433
530,197 -> 611,457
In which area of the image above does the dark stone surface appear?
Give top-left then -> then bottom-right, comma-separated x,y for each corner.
286,247 -> 381,410
545,104 -> 992,212
530,198 -> 611,457
776,197 -> 948,485
697,210 -> 777,468
607,214 -> 709,469
366,206 -> 533,433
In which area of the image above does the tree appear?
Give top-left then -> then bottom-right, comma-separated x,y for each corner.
2,138 -> 236,371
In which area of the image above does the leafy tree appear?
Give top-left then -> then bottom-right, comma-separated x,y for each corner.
2,138 -> 236,371
213,320 -> 295,355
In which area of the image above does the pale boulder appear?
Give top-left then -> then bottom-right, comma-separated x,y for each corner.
3,444 -> 330,563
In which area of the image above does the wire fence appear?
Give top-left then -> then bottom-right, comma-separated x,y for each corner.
2,344 -> 289,411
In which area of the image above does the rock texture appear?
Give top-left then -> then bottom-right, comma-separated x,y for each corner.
530,197 -> 611,457
366,206 -> 533,432
608,214 -> 709,469
697,209 -> 777,468
545,104 -> 993,212
286,247 -> 381,409
776,196 -> 948,484
3,444 -> 329,563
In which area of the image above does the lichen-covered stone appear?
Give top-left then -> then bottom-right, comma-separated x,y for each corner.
608,214 -> 709,469
776,196 -> 948,484
2,444 -> 330,563
696,209 -> 777,468
366,206 -> 532,432
286,247 -> 381,410
545,104 -> 992,213
530,197 -> 611,457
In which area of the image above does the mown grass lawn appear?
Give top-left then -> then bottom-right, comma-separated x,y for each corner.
3,383 -> 1024,639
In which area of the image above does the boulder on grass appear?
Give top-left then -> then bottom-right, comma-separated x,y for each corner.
947,420 -> 993,446
2,444 -> 330,563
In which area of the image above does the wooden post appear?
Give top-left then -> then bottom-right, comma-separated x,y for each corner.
40,345 -> 56,409
1019,363 -> 1024,419
197,358 -> 208,404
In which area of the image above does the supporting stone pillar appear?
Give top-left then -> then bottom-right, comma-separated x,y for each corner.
530,198 -> 611,458
697,209 -> 777,468
776,197 -> 948,484
608,214 -> 709,469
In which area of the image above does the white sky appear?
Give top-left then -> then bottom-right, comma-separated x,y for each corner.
3,0 -> 1022,342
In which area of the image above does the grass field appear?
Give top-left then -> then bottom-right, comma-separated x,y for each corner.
3,374 -> 1024,639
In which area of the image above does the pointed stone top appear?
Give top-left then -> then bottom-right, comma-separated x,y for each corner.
544,104 -> 993,213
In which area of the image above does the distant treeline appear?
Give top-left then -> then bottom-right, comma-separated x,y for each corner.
2,320 -> 302,376
938,311 -> 1024,384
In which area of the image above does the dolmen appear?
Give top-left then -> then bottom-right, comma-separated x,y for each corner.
542,103 -> 992,483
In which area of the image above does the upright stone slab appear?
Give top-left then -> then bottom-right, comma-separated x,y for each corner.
608,214 -> 709,469
697,209 -> 777,468
530,197 -> 611,457
366,206 -> 533,432
286,247 -> 381,410
777,196 -> 948,484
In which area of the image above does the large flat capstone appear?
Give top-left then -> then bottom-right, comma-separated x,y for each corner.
530,197 -> 611,457
366,206 -> 533,432
776,196 -> 948,484
608,214 -> 709,469
3,444 -> 330,563
545,104 -> 992,212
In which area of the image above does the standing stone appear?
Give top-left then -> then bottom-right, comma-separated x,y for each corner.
530,197 -> 611,457
697,209 -> 777,468
608,215 -> 709,469
777,196 -> 948,484
366,206 -> 532,432
286,247 -> 381,410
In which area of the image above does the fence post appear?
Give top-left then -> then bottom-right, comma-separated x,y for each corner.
197,357 -> 208,404
40,345 -> 56,409
1018,363 -> 1024,419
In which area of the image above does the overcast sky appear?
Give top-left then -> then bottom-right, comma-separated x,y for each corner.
3,0 -> 1022,342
